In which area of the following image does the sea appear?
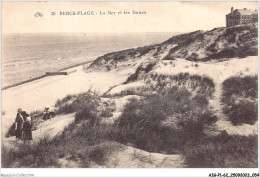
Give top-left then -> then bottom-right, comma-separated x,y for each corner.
2,32 -> 177,88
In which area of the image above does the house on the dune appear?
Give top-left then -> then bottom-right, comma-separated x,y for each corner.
226,7 -> 258,27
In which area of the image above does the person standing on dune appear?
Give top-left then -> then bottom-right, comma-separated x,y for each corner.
22,111 -> 32,145
14,108 -> 24,142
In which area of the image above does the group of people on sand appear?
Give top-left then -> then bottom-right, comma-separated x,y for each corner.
14,108 -> 32,144
14,106 -> 56,143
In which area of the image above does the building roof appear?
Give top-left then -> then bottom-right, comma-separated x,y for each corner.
237,9 -> 258,15
227,8 -> 258,16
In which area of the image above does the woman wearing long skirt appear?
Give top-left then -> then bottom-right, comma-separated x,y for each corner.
22,111 -> 32,144
15,108 -> 24,141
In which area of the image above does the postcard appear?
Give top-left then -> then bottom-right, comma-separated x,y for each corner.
1,1 -> 258,177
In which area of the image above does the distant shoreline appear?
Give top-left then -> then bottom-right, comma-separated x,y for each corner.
2,60 -> 94,90
3,32 -> 177,89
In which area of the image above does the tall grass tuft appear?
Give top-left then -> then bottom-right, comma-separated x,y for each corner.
113,88 -> 217,153
143,73 -> 215,98
55,90 -> 101,115
222,76 -> 258,125
2,133 -> 59,168
183,132 -> 258,168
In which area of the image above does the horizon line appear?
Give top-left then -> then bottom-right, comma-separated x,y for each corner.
2,31 -> 187,34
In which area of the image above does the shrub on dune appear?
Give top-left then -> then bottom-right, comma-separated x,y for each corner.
113,88 -> 217,153
224,101 -> 257,125
183,132 -> 258,168
2,133 -> 58,168
222,76 -> 258,125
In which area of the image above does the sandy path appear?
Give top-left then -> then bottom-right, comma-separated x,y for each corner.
57,141 -> 185,168
211,83 -> 258,136
104,144 -> 185,168
114,146 -> 184,168
4,113 -> 75,148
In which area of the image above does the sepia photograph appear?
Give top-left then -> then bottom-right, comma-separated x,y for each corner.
1,0 -> 259,176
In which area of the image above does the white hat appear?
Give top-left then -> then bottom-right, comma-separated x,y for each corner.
18,108 -> 22,113
26,116 -> 31,122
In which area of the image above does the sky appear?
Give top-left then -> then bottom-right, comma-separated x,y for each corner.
2,1 -> 258,34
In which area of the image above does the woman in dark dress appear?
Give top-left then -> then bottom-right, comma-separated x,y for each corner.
15,108 -> 24,141
22,111 -> 32,144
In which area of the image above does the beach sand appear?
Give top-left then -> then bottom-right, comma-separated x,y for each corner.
1,64 -> 129,137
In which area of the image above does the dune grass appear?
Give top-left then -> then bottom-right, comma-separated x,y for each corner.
222,76 -> 258,125
2,84 -> 258,168
55,90 -> 100,115
113,88 -> 217,154
111,72 -> 215,99
111,86 -> 257,167
143,72 -> 215,98
2,133 -> 59,168
183,132 -> 258,168
104,86 -> 151,98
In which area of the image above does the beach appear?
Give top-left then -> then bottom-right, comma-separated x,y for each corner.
2,32 -> 176,88
1,63 -> 131,137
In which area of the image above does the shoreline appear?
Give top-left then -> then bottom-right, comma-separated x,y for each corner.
2,60 -> 94,90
